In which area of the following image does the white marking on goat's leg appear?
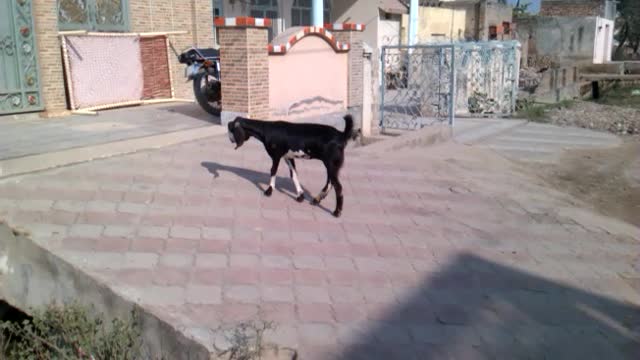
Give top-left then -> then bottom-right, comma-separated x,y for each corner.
265,158 -> 280,197
286,159 -> 305,202
312,180 -> 332,205
318,183 -> 332,200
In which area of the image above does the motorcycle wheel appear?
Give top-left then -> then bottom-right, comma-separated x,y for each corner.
193,72 -> 222,117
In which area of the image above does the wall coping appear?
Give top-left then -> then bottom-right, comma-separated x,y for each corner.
268,26 -> 349,55
214,16 -> 272,28
323,23 -> 366,32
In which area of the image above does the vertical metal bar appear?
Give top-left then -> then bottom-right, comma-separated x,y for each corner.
438,48 -> 442,121
511,44 -> 519,114
312,0 -> 324,26
379,47 -> 386,131
449,45 -> 456,127
9,0 -> 25,109
408,0 -> 418,46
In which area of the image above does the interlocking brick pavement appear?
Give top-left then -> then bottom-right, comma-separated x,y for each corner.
1,135 -> 639,359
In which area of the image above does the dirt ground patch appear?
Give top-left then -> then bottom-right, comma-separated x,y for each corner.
534,137 -> 640,227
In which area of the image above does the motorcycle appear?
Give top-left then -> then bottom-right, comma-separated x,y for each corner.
177,47 -> 222,116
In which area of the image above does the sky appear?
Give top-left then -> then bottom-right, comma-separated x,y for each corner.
507,0 -> 541,13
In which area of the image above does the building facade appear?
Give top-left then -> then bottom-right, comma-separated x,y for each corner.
0,0 -> 215,117
3,0 -> 339,117
540,0 -> 617,20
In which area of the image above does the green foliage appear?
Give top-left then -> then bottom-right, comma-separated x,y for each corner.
1,302 -> 142,360
594,84 -> 640,109
212,320 -> 275,360
513,0 -> 532,17
468,91 -> 498,114
615,0 -> 640,57
516,98 -> 575,122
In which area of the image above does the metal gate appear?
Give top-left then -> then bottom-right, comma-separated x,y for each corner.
0,0 -> 42,115
380,44 -> 455,131
379,41 -> 520,130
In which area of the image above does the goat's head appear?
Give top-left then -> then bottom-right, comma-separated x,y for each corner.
227,117 -> 248,149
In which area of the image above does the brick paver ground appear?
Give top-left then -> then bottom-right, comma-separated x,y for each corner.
0,135 -> 638,359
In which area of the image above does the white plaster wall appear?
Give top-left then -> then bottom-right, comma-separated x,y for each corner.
593,17 -> 614,64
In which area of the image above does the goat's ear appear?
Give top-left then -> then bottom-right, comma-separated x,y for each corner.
231,122 -> 246,149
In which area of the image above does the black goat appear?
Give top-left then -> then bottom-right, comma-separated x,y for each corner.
227,115 -> 354,217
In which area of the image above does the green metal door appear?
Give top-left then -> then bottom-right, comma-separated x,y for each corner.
0,0 -> 42,115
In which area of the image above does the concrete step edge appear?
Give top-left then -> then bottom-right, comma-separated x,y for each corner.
0,126 -> 226,180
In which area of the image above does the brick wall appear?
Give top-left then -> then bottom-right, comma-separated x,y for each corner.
246,28 -> 270,118
219,29 -> 249,112
140,36 -> 172,99
33,0 -> 68,116
540,0 -> 603,17
218,26 -> 270,120
334,31 -> 363,107
130,0 -> 214,100
32,0 -> 214,117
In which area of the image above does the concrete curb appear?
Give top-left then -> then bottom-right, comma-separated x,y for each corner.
0,222 -> 210,359
0,222 -> 299,360
452,118 -> 528,145
0,126 -> 226,179
353,124 -> 453,155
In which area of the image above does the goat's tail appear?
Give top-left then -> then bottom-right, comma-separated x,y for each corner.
342,114 -> 354,141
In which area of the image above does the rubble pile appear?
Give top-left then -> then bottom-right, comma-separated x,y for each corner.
518,67 -> 543,93
547,101 -> 640,135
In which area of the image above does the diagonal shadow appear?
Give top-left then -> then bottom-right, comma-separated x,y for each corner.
337,253 -> 640,360
163,104 -> 221,124
201,161 -> 311,202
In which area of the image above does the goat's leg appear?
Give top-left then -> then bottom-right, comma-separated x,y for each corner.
285,158 -> 305,202
264,157 -> 280,197
329,172 -> 343,218
288,158 -> 296,178
311,167 -> 332,205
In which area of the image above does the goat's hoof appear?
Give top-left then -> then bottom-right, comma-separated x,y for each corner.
264,187 -> 273,197
332,209 -> 342,218
311,198 -> 321,206
296,194 -> 305,203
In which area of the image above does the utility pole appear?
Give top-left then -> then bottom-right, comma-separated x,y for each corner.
409,0 -> 418,46
312,0 -> 323,26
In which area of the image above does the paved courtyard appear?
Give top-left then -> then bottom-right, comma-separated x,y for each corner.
0,132 -> 638,359
0,103 -> 216,160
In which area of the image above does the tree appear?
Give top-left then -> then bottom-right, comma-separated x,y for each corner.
615,0 -> 640,58
513,0 -> 532,18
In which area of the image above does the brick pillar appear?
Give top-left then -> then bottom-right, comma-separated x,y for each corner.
215,17 -> 270,125
33,0 -> 68,117
326,23 -> 366,131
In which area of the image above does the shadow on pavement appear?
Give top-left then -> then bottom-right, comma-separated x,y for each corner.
338,253 -> 639,360
164,103 -> 221,125
201,161 -> 303,201
201,161 -> 338,215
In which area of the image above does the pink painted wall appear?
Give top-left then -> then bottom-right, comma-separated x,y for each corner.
269,36 -> 348,120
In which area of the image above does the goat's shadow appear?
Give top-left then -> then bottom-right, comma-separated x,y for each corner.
201,161 -> 333,214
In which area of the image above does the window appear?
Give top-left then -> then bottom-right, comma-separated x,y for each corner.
570,35 -> 575,52
577,27 -> 584,51
291,0 -> 331,26
213,0 -> 223,17
502,22 -> 511,35
58,0 -> 129,31
250,0 -> 279,19
489,25 -> 497,40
